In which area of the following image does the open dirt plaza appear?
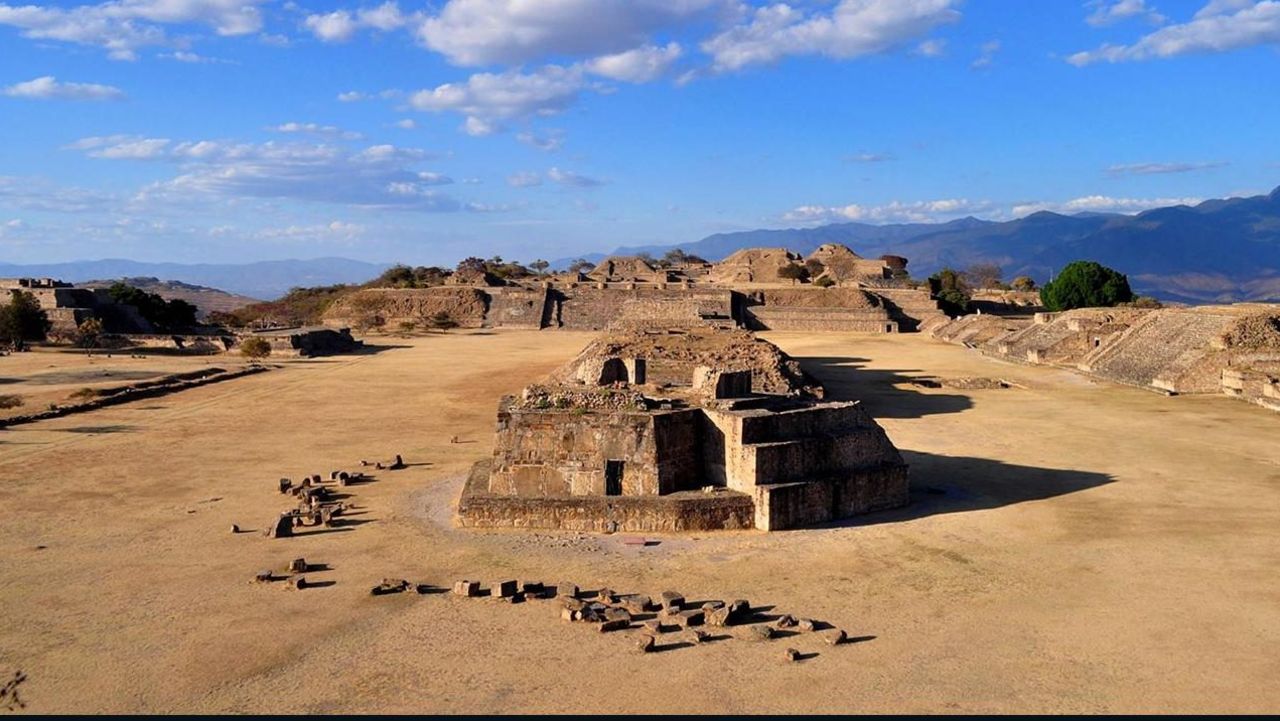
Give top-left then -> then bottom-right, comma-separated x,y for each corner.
2,330 -> 1278,713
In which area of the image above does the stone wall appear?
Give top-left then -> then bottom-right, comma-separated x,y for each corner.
744,307 -> 897,333
549,286 -> 734,330
323,287 -> 490,328
754,464 -> 909,531
458,461 -> 755,532
484,287 -> 550,329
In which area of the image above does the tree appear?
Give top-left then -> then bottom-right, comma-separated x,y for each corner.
427,311 -> 458,332
530,259 -> 550,275
1040,260 -> 1133,311
0,290 -> 51,351
74,317 -> 104,351
804,258 -> 826,278
240,336 -> 272,360
814,275 -> 836,288
567,258 -> 594,274
777,263 -> 809,285
457,257 -> 487,274
963,263 -> 1004,290
929,268 -> 971,315
105,282 -> 197,330
1011,275 -> 1037,292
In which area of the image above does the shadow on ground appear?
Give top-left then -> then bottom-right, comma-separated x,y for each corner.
821,450 -> 1115,528
797,356 -> 973,418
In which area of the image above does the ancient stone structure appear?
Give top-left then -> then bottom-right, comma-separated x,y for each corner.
236,326 -> 362,357
457,327 -> 909,532
806,244 -> 892,283
1,277 -> 152,335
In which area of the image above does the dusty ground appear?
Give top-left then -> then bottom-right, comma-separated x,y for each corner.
1,329 -> 1278,713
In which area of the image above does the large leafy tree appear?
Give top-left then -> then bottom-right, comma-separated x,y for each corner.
0,290 -> 51,350
1040,261 -> 1134,311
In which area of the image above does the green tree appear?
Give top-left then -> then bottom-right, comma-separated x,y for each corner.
777,263 -> 809,284
0,290 -> 51,351
1040,261 -> 1134,312
239,336 -> 272,360
804,258 -> 826,278
74,317 -> 104,351
567,258 -> 594,274
530,259 -> 550,275
814,275 -> 836,288
929,268 -> 971,315
1011,275 -> 1037,292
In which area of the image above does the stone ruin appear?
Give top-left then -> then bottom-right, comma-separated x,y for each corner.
457,326 -> 909,532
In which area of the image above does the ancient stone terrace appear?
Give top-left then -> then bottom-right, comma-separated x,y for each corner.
457,327 -> 908,532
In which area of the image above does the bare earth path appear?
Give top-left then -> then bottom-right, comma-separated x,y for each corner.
1,330 -> 1278,713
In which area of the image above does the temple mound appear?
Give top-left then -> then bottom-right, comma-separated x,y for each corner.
457,327 -> 909,532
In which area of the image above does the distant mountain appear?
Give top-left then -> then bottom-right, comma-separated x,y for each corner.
596,187 -> 1280,302
79,277 -> 261,318
0,257 -> 388,300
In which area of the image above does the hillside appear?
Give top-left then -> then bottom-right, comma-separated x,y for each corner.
0,257 -> 388,300
601,187 -> 1280,302
80,277 -> 260,318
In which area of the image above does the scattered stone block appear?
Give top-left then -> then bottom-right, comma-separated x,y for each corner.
496,592 -> 524,604
520,581 -> 545,597
747,625 -> 775,642
561,607 -> 578,622
453,580 -> 480,597
676,610 -> 705,628
798,618 -> 817,633
556,582 -> 579,599
660,591 -> 685,611
643,619 -> 662,633
824,629 -> 847,646
784,648 -> 801,663
252,570 -> 274,584
229,524 -> 240,534
311,474 -> 322,485
285,576 -> 307,591
561,597 -> 586,612
599,619 -> 629,633
706,605 -> 732,627
775,614 -> 798,629
729,599 -> 751,619
687,629 -> 710,645
701,600 -> 725,612
371,578 -> 410,596
635,634 -> 656,653
595,587 -> 616,603
389,454 -> 406,470
493,579 -> 518,598
603,607 -> 632,624
278,478 -> 292,494
618,594 -> 652,613
263,514 -> 293,539
329,470 -> 339,481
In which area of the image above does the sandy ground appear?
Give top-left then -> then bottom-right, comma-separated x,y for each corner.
1,329 -> 1278,714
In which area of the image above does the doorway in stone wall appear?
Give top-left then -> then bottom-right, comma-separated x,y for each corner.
605,460 -> 624,496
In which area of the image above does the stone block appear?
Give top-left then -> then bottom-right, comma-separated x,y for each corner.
453,580 -> 481,597
746,625 -> 774,642
557,582 -> 580,599
784,648 -> 800,662
675,609 -> 704,628
494,579 -> 518,598
798,618 -> 817,633
603,607 -> 632,624
635,634 -> 656,653
824,629 -> 847,646
288,558 -> 307,573
599,619 -> 630,633
660,591 -> 685,611
775,614 -> 797,629
520,581 -> 545,597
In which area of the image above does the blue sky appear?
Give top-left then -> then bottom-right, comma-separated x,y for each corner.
1,0 -> 1278,266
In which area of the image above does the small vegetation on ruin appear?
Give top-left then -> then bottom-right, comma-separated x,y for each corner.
240,336 -> 272,360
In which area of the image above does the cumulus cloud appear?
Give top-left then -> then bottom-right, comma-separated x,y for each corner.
1106,160 -> 1228,175
516,129 -> 564,151
408,64 -> 590,135
417,0 -> 725,66
782,197 -> 992,225
702,0 -> 960,72
585,42 -> 682,83
1011,195 -> 1202,215
1085,0 -> 1168,26
0,0 -> 268,59
2,76 -> 124,101
915,38 -> 946,56
0,175 -> 116,213
68,137 -> 461,211
1068,0 -> 1280,65
303,3 -> 413,42
255,220 -> 365,242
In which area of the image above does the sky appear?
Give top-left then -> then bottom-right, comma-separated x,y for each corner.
1,0 -> 1279,266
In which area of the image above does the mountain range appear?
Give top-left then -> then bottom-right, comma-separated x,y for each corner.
592,185 -> 1280,303
0,257 -> 388,300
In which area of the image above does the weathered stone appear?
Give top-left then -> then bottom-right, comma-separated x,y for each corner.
371,578 -> 410,596
495,592 -> 524,604
329,470 -> 339,481
560,607 -> 577,622
493,579 -> 518,598
557,582 -> 580,599
660,591 -> 685,611
746,624 -> 775,642
701,600 -> 725,612
288,558 -> 307,573
599,618 -> 629,633
603,607 -> 632,623
643,619 -> 662,633
389,454 -> 406,470
824,629 -> 847,646
798,618 -> 817,633
687,629 -> 710,644
595,587 -> 616,603
311,474 -> 322,485
285,575 -> 307,591
729,599 -> 751,619
675,609 -> 704,628
278,478 -> 292,494
784,647 -> 801,662
520,581 -> 545,597
775,614 -> 798,629
229,524 -> 240,534
618,594 -> 652,613
635,634 -> 656,653
452,580 -> 480,597
263,513 -> 293,538
252,570 -> 274,584
706,605 -> 732,627
561,597 -> 586,612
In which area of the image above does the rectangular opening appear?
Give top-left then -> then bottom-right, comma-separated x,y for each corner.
604,459 -> 624,496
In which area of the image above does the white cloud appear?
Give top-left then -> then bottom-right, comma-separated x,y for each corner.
782,198 -> 993,224
507,171 -> 543,188
547,167 -> 604,188
393,118 -> 416,129
970,39 -> 1000,69
304,2 -> 413,42
0,0 -> 268,60
160,50 -> 233,63
0,175 -> 116,213
2,75 -> 124,101
585,42 -> 682,83
915,38 -> 946,56
269,122 -> 363,140
516,129 -> 564,151
68,137 -> 461,211
1068,0 -> 1280,65
1011,195 -> 1202,215
416,0 -> 726,66
337,90 -> 367,102
1085,0 -> 1167,26
1106,160 -> 1228,175
408,64 -> 589,134
702,0 -> 960,72
256,220 -> 366,242
846,151 -> 895,163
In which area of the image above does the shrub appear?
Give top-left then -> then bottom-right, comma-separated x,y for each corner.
106,282 -> 197,330
427,311 -> 458,332
929,268 -> 971,315
74,317 -> 104,350
240,336 -> 272,360
68,387 -> 98,401
1011,276 -> 1037,292
1123,295 -> 1164,309
777,263 -> 809,284
1040,261 -> 1133,312
0,394 -> 23,410
814,276 -> 836,288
